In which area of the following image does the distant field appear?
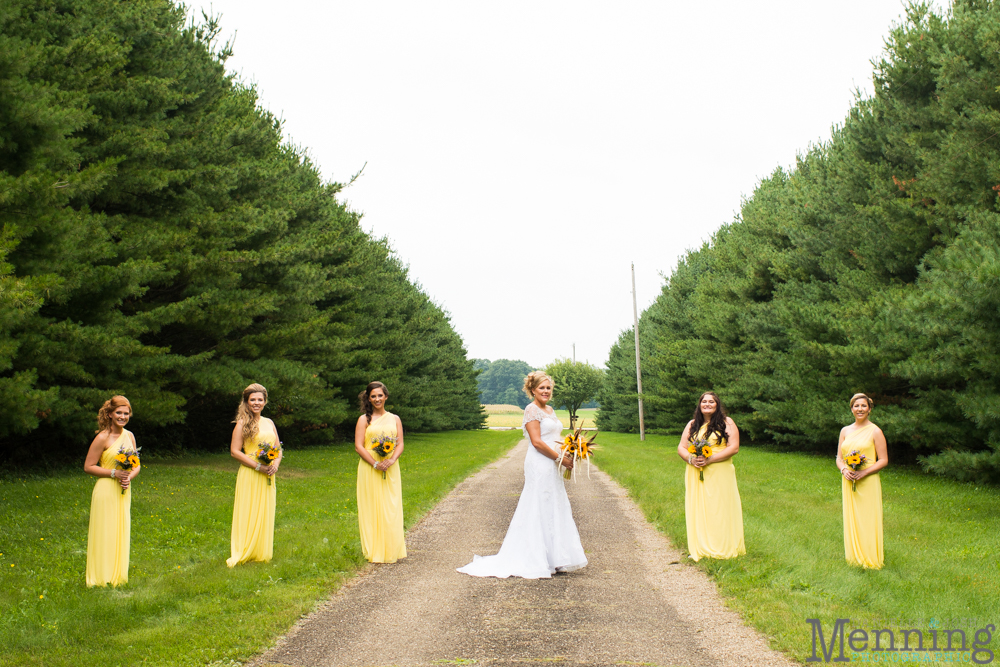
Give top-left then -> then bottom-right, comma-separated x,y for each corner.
483,405 -> 598,429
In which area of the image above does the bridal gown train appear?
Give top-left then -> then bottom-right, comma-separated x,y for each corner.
457,402 -> 587,579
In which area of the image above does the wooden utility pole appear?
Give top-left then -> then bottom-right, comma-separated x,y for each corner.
572,343 -> 576,363
632,263 -> 645,440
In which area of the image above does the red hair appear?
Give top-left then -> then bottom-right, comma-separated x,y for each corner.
96,396 -> 132,433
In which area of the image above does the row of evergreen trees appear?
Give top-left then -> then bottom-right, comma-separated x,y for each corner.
598,0 -> 1000,484
0,0 -> 483,459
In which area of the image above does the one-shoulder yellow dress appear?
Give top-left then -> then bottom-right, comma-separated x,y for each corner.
227,420 -> 277,567
841,423 -> 883,569
356,413 -> 406,563
87,430 -> 135,587
685,425 -> 745,561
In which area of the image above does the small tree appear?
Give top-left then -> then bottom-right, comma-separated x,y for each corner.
545,359 -> 604,429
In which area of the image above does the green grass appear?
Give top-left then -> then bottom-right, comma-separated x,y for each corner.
596,432 -> 1000,666
0,430 -> 523,667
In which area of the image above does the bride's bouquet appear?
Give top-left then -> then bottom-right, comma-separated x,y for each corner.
557,424 -> 597,482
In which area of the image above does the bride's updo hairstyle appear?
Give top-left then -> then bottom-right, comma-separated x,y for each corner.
233,383 -> 268,443
359,381 -> 389,425
96,395 -> 132,433
850,393 -> 874,409
523,371 -> 553,400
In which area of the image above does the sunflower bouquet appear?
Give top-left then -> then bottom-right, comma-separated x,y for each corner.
844,449 -> 868,492
370,433 -> 396,480
113,446 -> 141,495
687,436 -> 714,481
255,441 -> 282,485
557,424 -> 598,482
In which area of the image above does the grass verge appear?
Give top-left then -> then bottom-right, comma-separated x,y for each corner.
0,430 -> 522,667
596,432 -> 999,665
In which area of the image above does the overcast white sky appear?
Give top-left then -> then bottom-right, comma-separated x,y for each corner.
195,0 -> 930,368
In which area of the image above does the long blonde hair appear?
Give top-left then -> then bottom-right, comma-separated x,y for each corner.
96,395 -> 132,433
233,383 -> 268,442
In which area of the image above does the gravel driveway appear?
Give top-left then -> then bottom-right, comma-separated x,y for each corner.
253,439 -> 797,667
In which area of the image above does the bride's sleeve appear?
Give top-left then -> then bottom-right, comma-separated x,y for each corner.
522,403 -> 543,428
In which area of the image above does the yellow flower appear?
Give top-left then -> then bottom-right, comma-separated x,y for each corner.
702,446 -> 713,458
687,444 -> 696,454
266,450 -> 278,460
128,455 -> 140,467
382,441 -> 395,454
847,455 -> 861,466
564,435 -> 574,446
115,453 -> 127,463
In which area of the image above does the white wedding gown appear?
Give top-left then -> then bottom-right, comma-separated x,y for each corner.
457,403 -> 588,579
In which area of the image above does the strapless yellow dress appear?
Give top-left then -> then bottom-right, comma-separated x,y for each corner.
227,421 -> 277,567
356,413 -> 406,563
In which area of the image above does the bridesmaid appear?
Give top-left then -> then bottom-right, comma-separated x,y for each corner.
354,381 -> 406,563
675,391 -> 745,561
836,392 -> 888,569
227,383 -> 281,567
84,395 -> 140,587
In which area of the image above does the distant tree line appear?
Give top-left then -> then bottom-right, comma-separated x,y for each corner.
474,358 -> 603,418
473,359 -> 534,407
0,0 -> 483,461
599,1 -> 1000,484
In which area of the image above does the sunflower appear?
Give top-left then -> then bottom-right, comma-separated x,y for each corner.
382,440 -> 395,455
127,455 -> 140,467
564,435 -> 574,447
702,446 -> 713,458
115,453 -> 128,464
846,455 -> 861,466
266,449 -> 278,460
687,444 -> 696,454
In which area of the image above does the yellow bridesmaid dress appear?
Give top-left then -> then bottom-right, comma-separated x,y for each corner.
356,413 -> 406,563
227,420 -> 277,567
841,423 -> 883,569
86,430 -> 135,587
685,425 -> 745,561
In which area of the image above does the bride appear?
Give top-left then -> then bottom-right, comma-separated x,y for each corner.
457,371 -> 588,579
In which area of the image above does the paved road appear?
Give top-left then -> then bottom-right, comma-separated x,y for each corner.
255,440 -> 796,667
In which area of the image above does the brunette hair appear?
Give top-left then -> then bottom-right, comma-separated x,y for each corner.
233,383 -> 268,443
96,395 -> 132,433
850,393 -> 874,409
523,371 -> 553,400
359,381 -> 389,425
689,391 -> 729,445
